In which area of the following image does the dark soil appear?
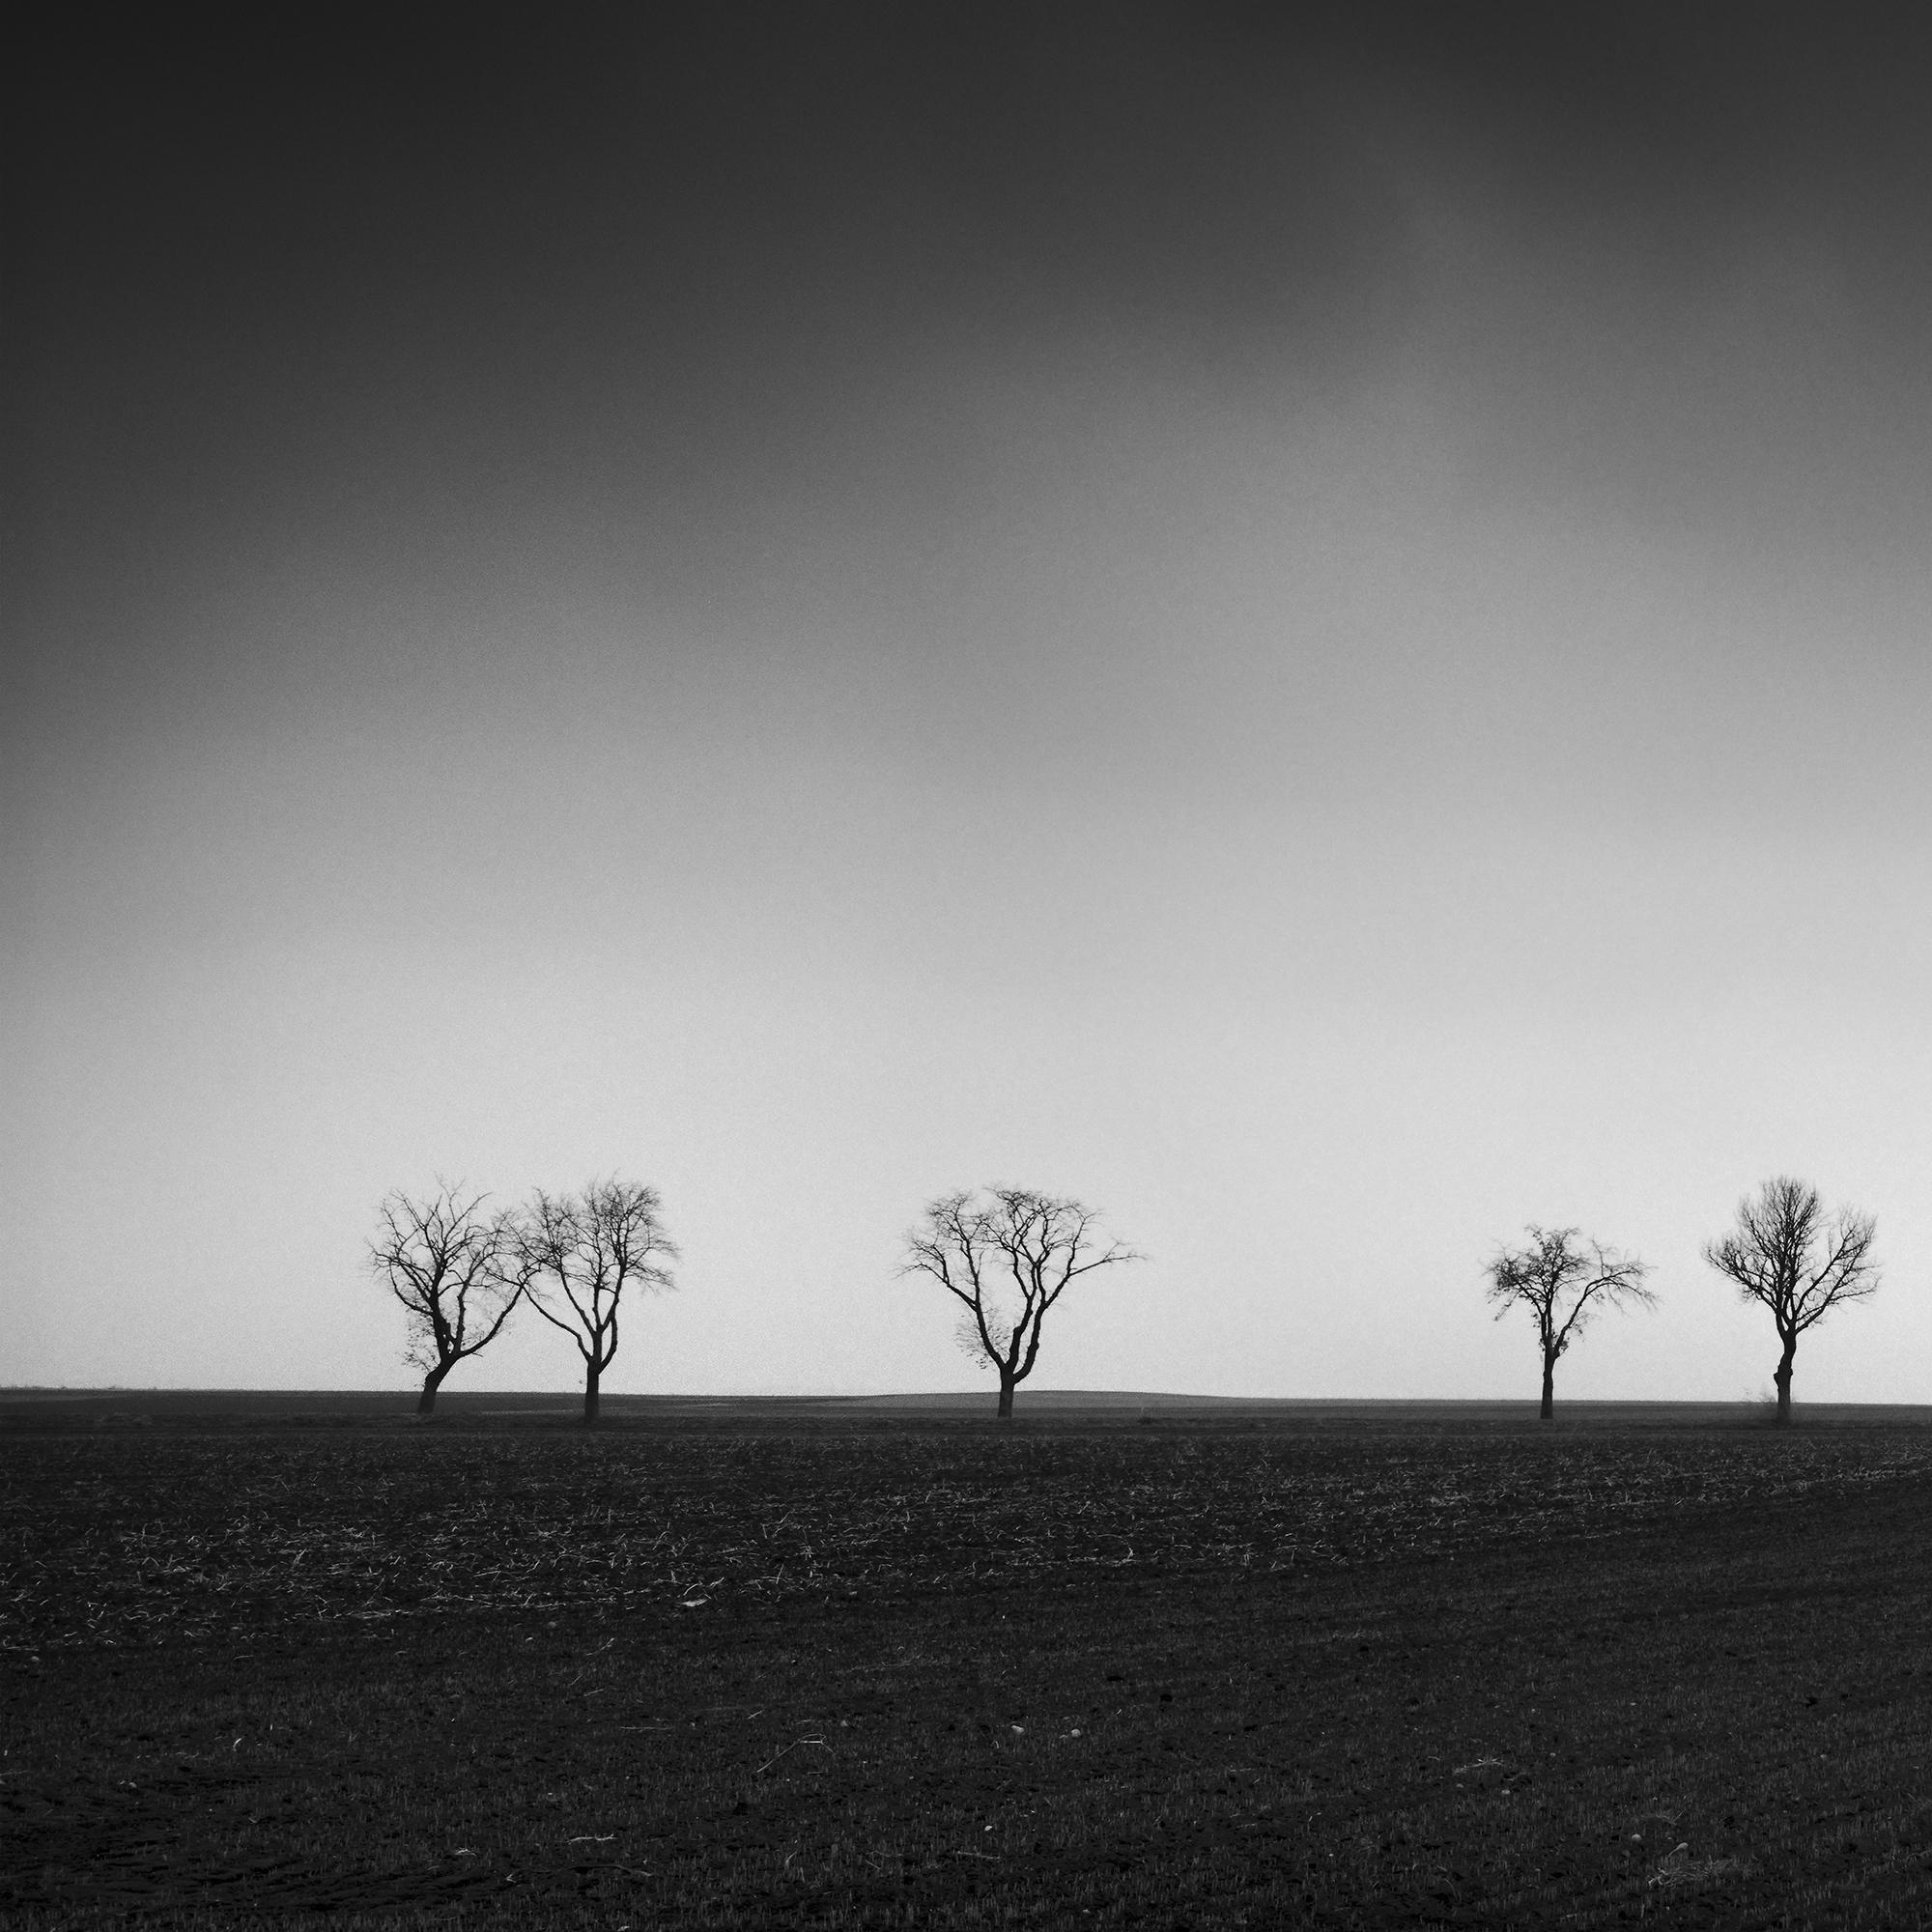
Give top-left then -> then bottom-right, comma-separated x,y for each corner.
6,1403 -> 1932,1926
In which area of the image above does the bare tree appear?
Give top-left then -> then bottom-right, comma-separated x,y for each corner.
512,1179 -> 677,1425
368,1182 -> 522,1416
1485,1226 -> 1655,1421
902,1186 -> 1140,1419
1704,1176 -> 1879,1427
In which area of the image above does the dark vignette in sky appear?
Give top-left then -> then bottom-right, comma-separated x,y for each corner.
8,5 -> 1932,1400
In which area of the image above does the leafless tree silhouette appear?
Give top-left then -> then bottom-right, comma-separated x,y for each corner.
1704,1176 -> 1878,1426
368,1182 -> 522,1415
1484,1225 -> 1655,1421
512,1179 -> 677,1425
903,1186 -> 1140,1418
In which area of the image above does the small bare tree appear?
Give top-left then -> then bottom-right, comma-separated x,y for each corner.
368,1182 -> 522,1416
902,1186 -> 1140,1419
512,1179 -> 677,1425
1704,1176 -> 1878,1427
1485,1225 -> 1655,1421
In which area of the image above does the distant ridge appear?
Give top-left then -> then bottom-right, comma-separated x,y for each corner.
7,1387 -> 1932,1428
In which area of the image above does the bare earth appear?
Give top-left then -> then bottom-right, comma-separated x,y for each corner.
6,1392 -> 1932,1926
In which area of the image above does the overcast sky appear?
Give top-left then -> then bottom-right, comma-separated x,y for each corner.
9,5 -> 1932,1403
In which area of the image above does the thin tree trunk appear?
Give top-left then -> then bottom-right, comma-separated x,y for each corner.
1774,1339 -> 1795,1427
583,1355 -> 601,1427
418,1362 -> 451,1416
997,1373 -> 1016,1420
1540,1356 -> 1555,1422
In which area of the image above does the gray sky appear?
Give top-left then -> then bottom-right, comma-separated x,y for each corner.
9,5 -> 1931,1401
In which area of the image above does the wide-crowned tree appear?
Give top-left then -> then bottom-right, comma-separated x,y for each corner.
369,1182 -> 522,1415
903,1186 -> 1139,1419
1484,1225 -> 1655,1421
1704,1176 -> 1878,1426
512,1179 -> 677,1425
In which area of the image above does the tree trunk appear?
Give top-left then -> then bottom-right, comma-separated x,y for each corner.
1774,1338 -> 1796,1427
417,1361 -> 451,1416
997,1372 -> 1016,1420
1540,1356 -> 1555,1422
583,1355 -> 601,1427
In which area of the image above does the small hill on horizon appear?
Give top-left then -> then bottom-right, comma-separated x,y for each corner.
8,1387 -> 1932,1431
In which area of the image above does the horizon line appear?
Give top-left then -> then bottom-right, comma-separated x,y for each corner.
7,1385 -> 1932,1412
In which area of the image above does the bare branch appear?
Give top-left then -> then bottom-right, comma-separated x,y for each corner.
1484,1224 -> 1655,1421
368,1179 -> 523,1414
508,1178 -> 678,1425
902,1185 -> 1141,1417
1703,1177 -> 1878,1424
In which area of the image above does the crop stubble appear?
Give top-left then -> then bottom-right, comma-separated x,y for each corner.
8,1424 -> 1929,1649
7,1415 -> 1932,1926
